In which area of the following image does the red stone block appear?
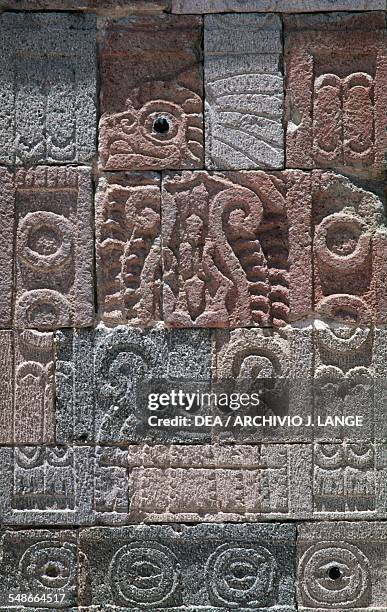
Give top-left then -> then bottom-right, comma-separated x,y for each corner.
96,172 -> 161,326
312,171 -> 386,325
99,15 -> 203,171
11,166 -> 94,330
162,170 -> 312,328
285,13 -> 387,179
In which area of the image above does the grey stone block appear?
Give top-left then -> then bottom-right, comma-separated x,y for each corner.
213,326 -> 313,443
0,330 -> 55,445
173,0 -> 385,12
204,14 -> 283,170
79,523 -> 296,609
0,0 -> 167,11
297,522 -> 387,610
0,529 -> 77,608
0,446 -> 129,526
56,327 -> 212,444
128,442 -> 387,522
0,13 -> 96,165
314,323 -> 387,442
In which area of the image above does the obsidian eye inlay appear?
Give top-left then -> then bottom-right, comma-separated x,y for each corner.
153,117 -> 170,134
328,566 -> 342,581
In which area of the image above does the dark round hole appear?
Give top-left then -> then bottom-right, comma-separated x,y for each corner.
153,117 -> 170,134
328,566 -> 342,580
78,433 -> 88,443
45,563 -> 59,578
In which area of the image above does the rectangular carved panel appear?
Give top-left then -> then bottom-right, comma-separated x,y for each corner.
162,171 -> 312,327
297,522 -> 387,610
0,13 -> 96,165
0,330 -> 54,445
285,13 -> 387,179
55,328 -> 212,445
0,446 -> 129,526
99,15 -> 203,171
0,529 -> 78,608
79,523 -> 296,609
128,443 -> 386,522
11,166 -> 94,330
95,172 -> 161,326
213,326 -> 313,443
312,171 -> 387,326
205,14 -> 283,170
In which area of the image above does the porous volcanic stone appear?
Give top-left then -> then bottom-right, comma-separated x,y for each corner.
205,14 -> 283,170
0,13 -> 96,165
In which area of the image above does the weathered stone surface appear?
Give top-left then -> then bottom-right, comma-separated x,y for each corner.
79,523 -> 296,609
312,172 -> 387,325
297,522 -> 387,610
0,0 -> 167,12
162,171 -> 312,327
314,323 -> 387,442
99,15 -> 203,171
96,172 -> 161,326
204,14 -> 283,170
0,529 -> 77,608
285,13 -> 387,179
0,330 -> 55,445
0,446 -> 129,526
9,166 -> 94,330
0,13 -> 96,165
173,0 -> 385,11
213,326 -> 313,443
55,327 -> 212,444
128,443 -> 387,522
0,167 -> 14,327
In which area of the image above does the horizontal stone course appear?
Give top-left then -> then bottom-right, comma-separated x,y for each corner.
79,523 -> 297,609
172,0 -> 386,12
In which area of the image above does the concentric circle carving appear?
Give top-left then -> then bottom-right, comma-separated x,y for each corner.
298,542 -> 370,607
109,541 -> 179,607
18,211 -> 73,271
205,544 -> 277,608
19,541 -> 76,590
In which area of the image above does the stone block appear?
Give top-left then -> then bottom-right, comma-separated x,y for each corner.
213,326 -> 313,443
0,446 -> 129,526
0,330 -> 55,445
0,13 -> 96,165
0,0 -> 167,11
162,171 -> 312,327
297,522 -> 387,610
5,166 -> 95,330
99,15 -> 203,171
172,0 -> 385,12
204,14 -> 283,170
0,529 -> 78,608
55,327 -> 212,444
312,171 -> 387,325
313,323 -> 387,442
128,442 -> 387,522
0,167 -> 14,326
79,523 -> 296,609
95,172 -> 161,326
285,13 -> 387,179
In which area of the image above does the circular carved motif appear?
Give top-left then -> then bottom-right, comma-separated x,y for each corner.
19,541 -> 76,590
316,295 -> 371,353
109,542 -> 179,607
16,290 -> 71,330
18,212 -> 73,271
314,213 -> 370,271
299,542 -> 370,607
205,544 -> 277,608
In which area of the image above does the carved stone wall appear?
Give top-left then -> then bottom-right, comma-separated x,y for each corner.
0,2 -> 385,610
